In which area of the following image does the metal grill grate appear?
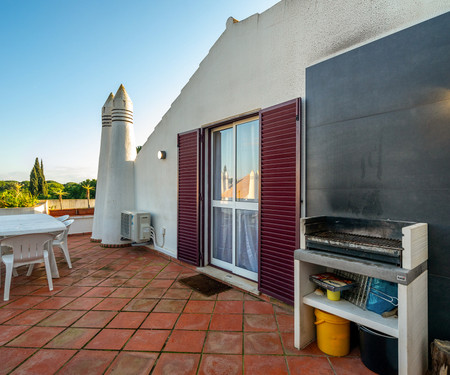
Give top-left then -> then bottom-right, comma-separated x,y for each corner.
311,231 -> 402,249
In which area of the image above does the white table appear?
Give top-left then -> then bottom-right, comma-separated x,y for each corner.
0,214 -> 66,278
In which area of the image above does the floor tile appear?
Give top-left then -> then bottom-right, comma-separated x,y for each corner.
183,300 -> 215,313
244,314 -> 278,331
210,314 -> 243,331
214,300 -> 243,314
34,296 -> 75,310
105,352 -> 157,375
62,297 -> 103,310
244,300 -> 274,314
204,332 -> 243,354
38,310 -> 86,327
244,332 -> 284,355
5,309 -> 53,326
0,237 -> 370,374
93,298 -> 130,311
174,313 -> 211,330
136,287 -> 166,299
280,332 -> 325,356
156,271 -> 180,280
329,357 -> 376,375
287,356 -> 335,375
140,312 -> 179,329
45,328 -> 99,349
57,350 -> 117,374
10,349 -> 76,375
0,347 -> 36,374
244,355 -> 289,375
4,296 -> 47,309
98,278 -> 127,287
162,288 -> 192,299
10,285 -> 43,296
0,309 -> 25,324
31,285 -> 66,296
122,278 -> 149,288
0,325 -> 29,345
70,310 -> 115,328
58,286 -> 92,297
152,353 -> 200,375
276,313 -> 294,332
124,330 -> 170,352
83,286 -> 116,297
6,326 -> 64,348
153,299 -> 186,313
199,354 -> 242,375
109,287 -> 141,298
189,291 -> 218,301
163,330 -> 206,352
123,298 -> 158,312
107,312 -> 148,329
85,329 -> 134,350
73,277 -> 104,287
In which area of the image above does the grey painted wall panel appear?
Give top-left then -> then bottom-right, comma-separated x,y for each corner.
306,12 -> 450,342
306,12 -> 450,128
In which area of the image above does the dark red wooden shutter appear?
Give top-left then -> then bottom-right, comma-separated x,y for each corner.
177,129 -> 204,266
258,98 -> 301,305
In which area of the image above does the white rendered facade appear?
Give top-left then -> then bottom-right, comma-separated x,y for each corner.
133,0 -> 448,256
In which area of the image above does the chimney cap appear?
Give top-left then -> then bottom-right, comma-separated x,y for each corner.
113,84 -> 133,111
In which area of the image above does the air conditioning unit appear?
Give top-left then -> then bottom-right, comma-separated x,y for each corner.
121,211 -> 151,243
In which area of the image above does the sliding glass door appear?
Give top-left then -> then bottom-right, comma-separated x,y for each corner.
211,118 -> 259,281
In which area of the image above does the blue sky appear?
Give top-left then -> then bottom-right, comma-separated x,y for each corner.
0,0 -> 279,183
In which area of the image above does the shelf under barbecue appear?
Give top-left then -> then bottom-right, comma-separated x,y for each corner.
303,292 -> 398,337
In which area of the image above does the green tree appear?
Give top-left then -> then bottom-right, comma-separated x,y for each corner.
0,183 -> 38,208
64,182 -> 83,199
29,158 -> 40,196
81,181 -> 95,208
51,187 -> 67,209
38,159 -> 48,197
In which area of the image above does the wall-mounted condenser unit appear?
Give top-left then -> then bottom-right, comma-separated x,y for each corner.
121,211 -> 151,243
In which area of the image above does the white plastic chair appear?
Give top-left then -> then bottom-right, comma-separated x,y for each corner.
56,215 -> 70,222
53,219 -> 74,269
0,233 -> 54,301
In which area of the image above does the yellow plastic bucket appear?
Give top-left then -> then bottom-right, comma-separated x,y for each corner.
314,309 -> 350,356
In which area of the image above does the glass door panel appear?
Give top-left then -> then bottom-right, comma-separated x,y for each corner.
236,120 -> 259,202
236,209 -> 258,273
213,207 -> 232,264
211,118 -> 259,281
213,128 -> 234,201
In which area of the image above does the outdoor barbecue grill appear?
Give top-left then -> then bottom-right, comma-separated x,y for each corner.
294,216 -> 429,374
302,216 -> 411,266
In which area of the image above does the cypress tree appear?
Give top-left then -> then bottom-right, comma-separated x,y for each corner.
29,158 -> 39,196
39,159 -> 48,196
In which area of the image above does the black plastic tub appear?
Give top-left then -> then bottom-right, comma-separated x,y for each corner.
358,325 -> 398,375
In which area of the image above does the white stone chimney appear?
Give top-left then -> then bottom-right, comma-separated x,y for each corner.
101,84 -> 137,246
91,92 -> 114,242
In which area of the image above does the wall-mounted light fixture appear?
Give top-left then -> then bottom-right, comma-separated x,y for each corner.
157,151 -> 166,160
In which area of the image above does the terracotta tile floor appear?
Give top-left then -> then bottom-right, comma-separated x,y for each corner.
0,234 -> 376,374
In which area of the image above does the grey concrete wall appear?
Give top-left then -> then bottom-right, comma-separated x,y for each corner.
305,12 -> 450,342
47,199 -> 95,210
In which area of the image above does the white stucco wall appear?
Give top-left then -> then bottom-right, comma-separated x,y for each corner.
134,0 -> 449,256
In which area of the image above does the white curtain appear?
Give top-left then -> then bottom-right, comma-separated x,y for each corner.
236,210 -> 258,272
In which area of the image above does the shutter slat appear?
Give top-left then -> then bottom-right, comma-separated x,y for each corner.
259,98 -> 301,305
177,130 -> 202,266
